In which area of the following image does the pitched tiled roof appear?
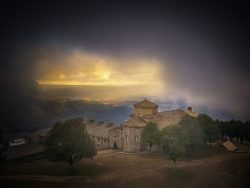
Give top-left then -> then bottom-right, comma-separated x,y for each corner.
143,109 -> 186,130
85,120 -> 115,138
122,115 -> 147,128
185,110 -> 199,117
133,99 -> 158,108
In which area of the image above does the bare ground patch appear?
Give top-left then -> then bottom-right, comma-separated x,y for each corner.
1,145 -> 250,188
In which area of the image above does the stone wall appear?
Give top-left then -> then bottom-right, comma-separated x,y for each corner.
134,107 -> 157,117
84,119 -> 116,150
109,127 -> 123,149
143,109 -> 186,130
122,126 -> 144,152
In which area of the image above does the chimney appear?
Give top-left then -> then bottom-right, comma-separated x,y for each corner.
89,119 -> 95,124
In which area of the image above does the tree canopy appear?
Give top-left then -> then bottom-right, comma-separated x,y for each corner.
196,114 -> 219,143
141,122 -> 160,152
44,118 -> 96,168
178,115 -> 204,147
160,113 -> 250,171
218,120 -> 250,143
161,115 -> 204,165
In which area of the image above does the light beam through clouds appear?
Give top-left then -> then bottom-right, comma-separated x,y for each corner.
1,1 -> 250,132
27,44 -> 249,121
35,49 -> 166,101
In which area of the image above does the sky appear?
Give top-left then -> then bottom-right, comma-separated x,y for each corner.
0,1 -> 249,129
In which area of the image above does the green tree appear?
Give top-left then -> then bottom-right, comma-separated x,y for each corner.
225,119 -> 247,143
197,114 -> 219,143
179,115 -> 204,148
161,125 -> 188,172
219,120 -> 250,143
245,121 -> 250,141
141,122 -> 160,153
44,118 -> 96,170
161,115 -> 204,172
238,121 -> 246,143
218,120 -> 227,139
227,119 -> 237,141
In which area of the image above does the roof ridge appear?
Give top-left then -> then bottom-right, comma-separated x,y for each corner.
133,98 -> 158,108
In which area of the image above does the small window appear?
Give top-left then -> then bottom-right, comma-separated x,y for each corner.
126,135 -> 129,143
135,136 -> 139,143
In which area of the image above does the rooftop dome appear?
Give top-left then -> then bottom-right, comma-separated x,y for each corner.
133,99 -> 158,108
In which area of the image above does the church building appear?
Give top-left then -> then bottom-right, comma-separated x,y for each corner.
29,99 -> 197,153
119,99 -> 197,152
84,98 -> 198,153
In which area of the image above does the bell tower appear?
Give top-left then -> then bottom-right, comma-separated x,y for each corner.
133,99 -> 158,117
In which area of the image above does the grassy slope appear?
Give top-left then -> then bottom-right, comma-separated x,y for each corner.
1,145 -> 250,188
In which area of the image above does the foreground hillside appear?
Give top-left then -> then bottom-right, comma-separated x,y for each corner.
1,144 -> 250,188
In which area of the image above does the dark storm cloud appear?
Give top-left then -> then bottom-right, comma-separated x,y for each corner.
0,0 -> 249,131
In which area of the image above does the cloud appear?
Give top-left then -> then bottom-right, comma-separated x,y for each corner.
1,1 -> 249,130
1,37 -> 249,133
160,52 -> 250,120
6,44 -> 250,122
33,48 -> 166,97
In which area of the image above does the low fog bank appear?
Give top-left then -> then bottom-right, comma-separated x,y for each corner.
1,79 -> 248,133
0,75 -> 133,132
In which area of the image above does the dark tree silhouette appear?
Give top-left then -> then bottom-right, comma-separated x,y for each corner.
196,114 -> 219,143
161,116 -> 204,172
44,118 -> 96,170
141,122 -> 160,153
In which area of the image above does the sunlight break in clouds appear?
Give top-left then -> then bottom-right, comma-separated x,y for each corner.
36,50 -> 166,98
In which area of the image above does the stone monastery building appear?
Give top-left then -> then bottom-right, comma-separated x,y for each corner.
84,99 -> 198,152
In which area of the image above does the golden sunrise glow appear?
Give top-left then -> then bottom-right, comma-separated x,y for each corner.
35,51 -> 166,98
59,74 -> 65,80
101,71 -> 110,80
37,79 -> 145,86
